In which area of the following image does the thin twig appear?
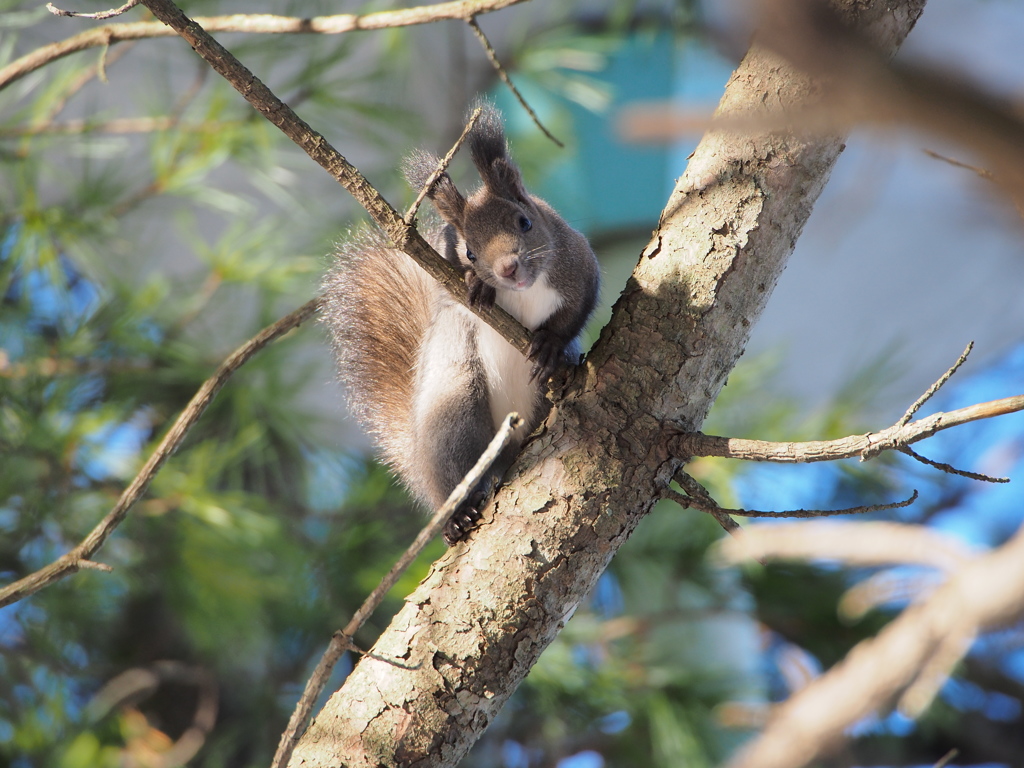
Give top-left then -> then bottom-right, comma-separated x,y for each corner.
923,149 -> 995,182
465,16 -> 563,148
932,749 -> 959,768
404,106 -> 483,224
670,487 -> 918,520
46,0 -> 139,19
1,0 -> 527,92
0,298 -> 321,609
270,413 -> 523,768
898,341 -> 973,426
922,148 -> 1024,219
899,444 -> 1009,484
678,394 -> 1024,465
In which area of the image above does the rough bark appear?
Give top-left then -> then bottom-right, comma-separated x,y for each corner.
287,2 -> 928,765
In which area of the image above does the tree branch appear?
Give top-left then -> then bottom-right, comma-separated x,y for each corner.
677,394 -> 1024,465
1,0 -> 526,92
0,298 -> 320,609
667,487 -> 917,521
132,0 -> 531,358
272,414 -> 524,768
716,520 -> 973,571
722,521 -> 1024,768
46,0 -> 140,20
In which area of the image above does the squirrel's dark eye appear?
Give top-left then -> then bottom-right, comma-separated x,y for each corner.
518,215 -> 533,233
465,248 -> 477,263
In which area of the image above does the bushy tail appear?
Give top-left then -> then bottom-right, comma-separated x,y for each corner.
321,228 -> 436,483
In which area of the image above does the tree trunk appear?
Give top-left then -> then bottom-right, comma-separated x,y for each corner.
287,2 -> 927,765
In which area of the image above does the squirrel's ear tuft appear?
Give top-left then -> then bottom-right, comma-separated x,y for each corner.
403,150 -> 466,226
468,102 -> 529,204
402,149 -> 441,192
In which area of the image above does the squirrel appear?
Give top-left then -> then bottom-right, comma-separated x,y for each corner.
321,103 -> 600,545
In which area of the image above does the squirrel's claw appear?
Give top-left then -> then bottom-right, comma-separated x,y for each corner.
444,505 -> 483,548
465,271 -> 496,308
528,329 -> 565,383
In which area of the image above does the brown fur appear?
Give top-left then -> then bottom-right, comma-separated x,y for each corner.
321,227 -> 437,487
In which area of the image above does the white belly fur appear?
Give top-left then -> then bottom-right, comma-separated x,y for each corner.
477,273 -> 564,434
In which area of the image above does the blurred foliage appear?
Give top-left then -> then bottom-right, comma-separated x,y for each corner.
2,1 -> 1024,768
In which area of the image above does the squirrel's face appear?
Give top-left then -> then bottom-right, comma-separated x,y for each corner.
459,194 -> 549,292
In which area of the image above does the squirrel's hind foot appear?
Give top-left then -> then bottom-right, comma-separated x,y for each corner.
442,486 -> 494,546
442,505 -> 482,546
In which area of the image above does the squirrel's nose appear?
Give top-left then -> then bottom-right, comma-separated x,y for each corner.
498,259 -> 519,281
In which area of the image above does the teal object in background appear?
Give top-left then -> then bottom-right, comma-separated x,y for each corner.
494,31 -> 733,239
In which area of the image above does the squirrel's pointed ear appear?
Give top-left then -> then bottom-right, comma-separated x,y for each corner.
428,173 -> 467,225
468,104 -> 529,204
403,150 -> 466,226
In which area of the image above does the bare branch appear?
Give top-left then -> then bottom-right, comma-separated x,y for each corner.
898,341 -> 972,426
46,0 -> 139,20
716,520 -> 973,571
271,413 -> 524,768
677,394 -> 1024,465
0,116 -> 193,137
466,16 -> 563,147
404,106 -> 483,223
724,522 -> 1024,768
899,444 -> 1009,484
1,0 -> 525,92
0,298 -> 321,609
77,559 -> 114,572
132,0 -> 532,359
756,0 -> 1024,205
923,148 -> 1024,220
677,489 -> 917,520
923,149 -> 996,183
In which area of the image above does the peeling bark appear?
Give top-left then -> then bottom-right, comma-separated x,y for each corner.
287,2 -> 928,765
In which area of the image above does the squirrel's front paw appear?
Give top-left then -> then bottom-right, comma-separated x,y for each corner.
465,271 -> 496,309
528,329 -> 566,383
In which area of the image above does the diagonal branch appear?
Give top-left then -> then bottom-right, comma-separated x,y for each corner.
722,521 -> 1024,768
404,107 -> 483,224
271,413 -> 524,768
898,341 -> 972,426
465,16 -> 563,147
667,486 -> 917,521
133,0 -> 531,358
0,0 -> 526,92
899,444 -> 1009,483
0,298 -> 321,609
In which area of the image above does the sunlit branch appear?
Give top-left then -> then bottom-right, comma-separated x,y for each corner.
0,0 -> 526,92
